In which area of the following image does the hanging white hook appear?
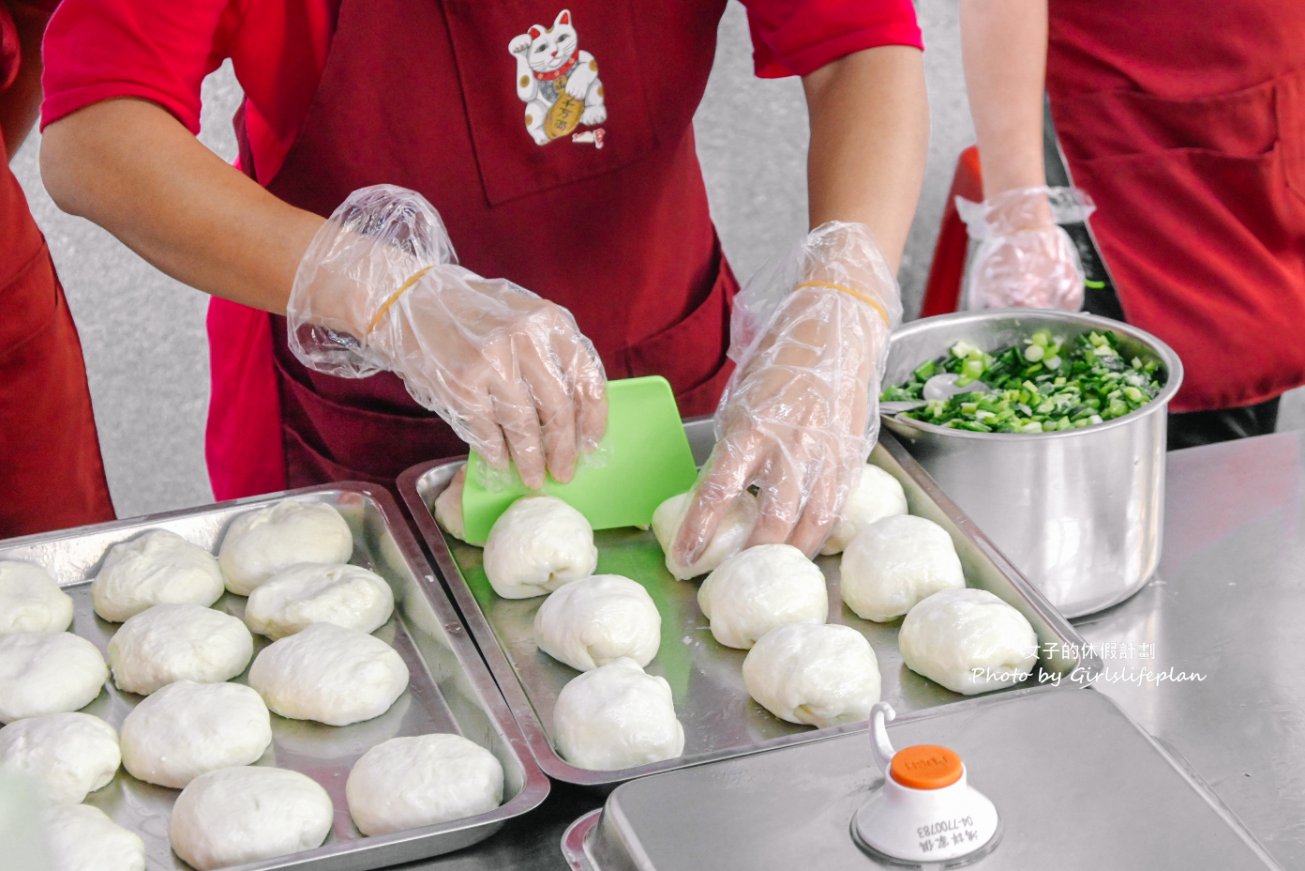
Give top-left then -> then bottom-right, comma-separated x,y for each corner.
869,701 -> 897,774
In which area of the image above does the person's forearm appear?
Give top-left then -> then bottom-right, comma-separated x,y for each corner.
960,0 -> 1049,198
803,46 -> 927,271
41,98 -> 325,317
1,1 -> 54,158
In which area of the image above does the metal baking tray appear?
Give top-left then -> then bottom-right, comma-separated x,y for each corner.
559,687 -> 1282,870
399,421 -> 1102,788
0,484 -> 549,870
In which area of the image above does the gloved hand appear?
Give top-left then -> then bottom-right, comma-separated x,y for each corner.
957,186 -> 1096,311
286,184 -> 607,489
672,222 -> 902,562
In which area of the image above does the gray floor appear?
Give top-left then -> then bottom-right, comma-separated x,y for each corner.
9,3 -> 1302,519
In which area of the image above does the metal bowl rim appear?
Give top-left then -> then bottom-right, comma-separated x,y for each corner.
883,308 -> 1185,442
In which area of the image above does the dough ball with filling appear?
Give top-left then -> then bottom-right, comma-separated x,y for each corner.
0,713 -> 120,804
482,497 -> 597,599
651,491 -> 758,581
899,588 -> 1039,695
218,500 -> 353,596
698,544 -> 827,650
433,465 -> 468,543
552,657 -> 684,770
249,622 -> 409,726
91,530 -> 224,623
119,680 -> 271,788
0,561 -> 73,635
742,623 -> 881,727
534,574 -> 660,671
346,734 -> 504,835
109,604 -> 254,695
839,515 -> 964,622
819,463 -> 909,556
244,563 -> 394,640
169,766 -> 332,870
41,804 -> 145,871
0,632 -> 106,724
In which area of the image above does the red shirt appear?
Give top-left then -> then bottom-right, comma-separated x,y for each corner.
41,0 -> 922,186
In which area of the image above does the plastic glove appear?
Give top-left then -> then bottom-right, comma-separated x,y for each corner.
672,222 -> 902,562
286,184 -> 607,489
958,186 -> 1095,311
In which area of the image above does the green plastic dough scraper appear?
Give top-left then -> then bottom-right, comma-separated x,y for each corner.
460,376 -> 700,545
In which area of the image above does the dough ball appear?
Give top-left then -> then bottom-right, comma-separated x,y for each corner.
698,545 -> 827,650
652,491 -> 759,581
742,623 -> 881,727
249,622 -> 409,726
482,497 -> 597,599
346,734 -> 504,836
0,632 -> 107,724
244,563 -> 394,640
819,464 -> 909,556
119,680 -> 271,788
0,713 -> 119,804
42,804 -> 145,871
169,766 -> 332,870
899,588 -> 1039,695
91,530 -> 224,623
534,574 -> 661,671
553,658 -> 684,770
0,561 -> 72,635
218,500 -> 354,596
108,604 -> 254,695
839,515 -> 964,622
433,465 -> 468,542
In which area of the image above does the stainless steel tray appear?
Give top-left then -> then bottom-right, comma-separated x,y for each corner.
0,484 -> 549,870
558,687 -> 1281,870
399,422 -> 1102,788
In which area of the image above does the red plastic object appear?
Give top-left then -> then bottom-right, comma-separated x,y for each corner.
920,146 -> 984,317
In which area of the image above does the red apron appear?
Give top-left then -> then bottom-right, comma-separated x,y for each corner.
219,0 -> 738,490
1047,0 -> 1305,412
0,164 -> 115,535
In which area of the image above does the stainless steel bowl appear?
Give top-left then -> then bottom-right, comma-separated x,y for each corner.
881,309 -> 1183,618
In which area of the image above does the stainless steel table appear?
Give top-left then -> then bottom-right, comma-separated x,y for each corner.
406,430 -> 1305,870
1075,429 -> 1305,868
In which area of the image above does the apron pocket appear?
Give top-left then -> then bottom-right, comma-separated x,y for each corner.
1277,70 -> 1305,203
443,0 -> 660,205
625,253 -> 737,417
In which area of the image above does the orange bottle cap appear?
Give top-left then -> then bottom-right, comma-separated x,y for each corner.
889,744 -> 963,790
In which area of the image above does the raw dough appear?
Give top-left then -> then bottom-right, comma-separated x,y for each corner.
433,465 -> 468,542
0,561 -> 73,635
169,766 -> 333,870
244,563 -> 394,639
482,497 -> 597,599
839,514 -> 964,622
819,463 -> 909,556
42,804 -> 145,871
742,623 -> 881,727
0,632 -> 107,724
552,657 -> 684,770
108,604 -> 254,695
346,734 -> 504,836
0,713 -> 119,804
697,544 -> 827,650
119,680 -> 271,788
651,491 -> 759,580
218,500 -> 354,596
91,530 -> 224,623
899,588 -> 1039,695
249,622 -> 409,726
533,574 -> 661,671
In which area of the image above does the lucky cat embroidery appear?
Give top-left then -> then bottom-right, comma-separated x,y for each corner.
508,9 -> 607,146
